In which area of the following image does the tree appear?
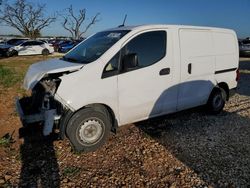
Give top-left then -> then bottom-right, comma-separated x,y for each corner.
0,0 -> 56,38
61,5 -> 100,40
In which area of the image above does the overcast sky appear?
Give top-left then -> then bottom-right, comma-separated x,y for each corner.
1,0 -> 250,38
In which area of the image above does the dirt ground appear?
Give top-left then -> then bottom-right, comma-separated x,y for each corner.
0,57 -> 249,187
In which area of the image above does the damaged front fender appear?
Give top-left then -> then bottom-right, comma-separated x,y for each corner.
23,58 -> 84,90
16,58 -> 84,136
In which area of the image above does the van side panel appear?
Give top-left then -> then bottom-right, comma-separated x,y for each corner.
178,29 -> 216,110
213,31 -> 239,89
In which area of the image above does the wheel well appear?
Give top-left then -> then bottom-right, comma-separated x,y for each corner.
217,82 -> 229,100
59,103 -> 117,140
80,103 -> 118,133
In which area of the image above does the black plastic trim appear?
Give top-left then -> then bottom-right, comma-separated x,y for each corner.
159,68 -> 170,75
215,68 -> 237,74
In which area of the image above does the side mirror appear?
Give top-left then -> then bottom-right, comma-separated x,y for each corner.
122,53 -> 138,71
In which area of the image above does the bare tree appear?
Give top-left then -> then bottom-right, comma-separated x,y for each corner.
0,0 -> 56,38
61,5 -> 100,40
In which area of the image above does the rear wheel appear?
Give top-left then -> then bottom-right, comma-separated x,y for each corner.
66,107 -> 112,152
206,87 -> 226,114
42,49 -> 49,56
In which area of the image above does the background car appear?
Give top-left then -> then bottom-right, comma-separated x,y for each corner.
49,39 -> 71,52
8,40 -> 54,56
239,39 -> 250,57
54,40 -> 73,52
58,40 -> 82,53
0,38 -> 28,57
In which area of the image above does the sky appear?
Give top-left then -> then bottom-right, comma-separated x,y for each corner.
0,0 -> 250,38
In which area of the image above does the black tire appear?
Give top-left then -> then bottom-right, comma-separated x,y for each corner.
6,50 -> 18,57
206,87 -> 226,114
66,107 -> 112,152
42,49 -> 49,56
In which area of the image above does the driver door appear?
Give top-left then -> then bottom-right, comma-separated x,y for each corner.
117,30 -> 177,125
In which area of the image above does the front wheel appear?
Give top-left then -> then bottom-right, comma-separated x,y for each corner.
206,88 -> 226,114
6,50 -> 18,57
66,107 -> 112,152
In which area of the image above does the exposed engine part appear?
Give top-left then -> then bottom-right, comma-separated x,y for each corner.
40,78 -> 59,95
16,75 -> 65,136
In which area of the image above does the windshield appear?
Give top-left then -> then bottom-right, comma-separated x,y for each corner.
7,39 -> 27,45
62,30 -> 130,64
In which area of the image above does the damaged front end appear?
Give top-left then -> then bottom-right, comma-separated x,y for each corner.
16,75 -> 63,136
16,58 -> 83,136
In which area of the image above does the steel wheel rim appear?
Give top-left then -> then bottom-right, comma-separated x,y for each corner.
213,94 -> 223,109
78,119 -> 104,145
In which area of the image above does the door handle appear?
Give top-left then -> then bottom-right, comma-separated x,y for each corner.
159,68 -> 170,75
188,63 -> 192,74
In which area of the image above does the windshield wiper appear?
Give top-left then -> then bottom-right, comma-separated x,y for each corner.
61,56 -> 79,63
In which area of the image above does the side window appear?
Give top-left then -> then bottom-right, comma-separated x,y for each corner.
32,41 -> 43,45
21,42 -> 30,46
122,31 -> 166,69
102,52 -> 120,78
104,52 -> 119,72
30,41 -> 37,46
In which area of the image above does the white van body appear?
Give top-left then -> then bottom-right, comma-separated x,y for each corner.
17,25 -> 239,152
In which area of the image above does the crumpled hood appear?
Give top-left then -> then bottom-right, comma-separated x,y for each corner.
23,58 -> 84,90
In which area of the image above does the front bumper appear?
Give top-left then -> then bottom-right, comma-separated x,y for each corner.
15,97 -> 61,136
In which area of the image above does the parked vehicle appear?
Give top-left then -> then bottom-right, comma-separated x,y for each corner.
16,25 -> 239,152
8,40 -> 54,56
58,40 -> 82,53
0,38 -> 28,57
0,39 -> 5,44
51,40 -> 72,52
239,39 -> 250,57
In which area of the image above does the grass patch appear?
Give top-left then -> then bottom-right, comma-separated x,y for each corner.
240,70 -> 250,74
0,137 -> 11,147
62,166 -> 81,177
0,65 -> 20,87
0,132 -> 15,147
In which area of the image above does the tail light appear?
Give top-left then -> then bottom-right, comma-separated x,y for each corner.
236,69 -> 240,81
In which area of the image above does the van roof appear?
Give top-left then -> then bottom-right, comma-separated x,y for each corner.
106,24 -> 235,33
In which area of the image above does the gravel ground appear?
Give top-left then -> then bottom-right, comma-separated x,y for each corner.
0,60 -> 249,187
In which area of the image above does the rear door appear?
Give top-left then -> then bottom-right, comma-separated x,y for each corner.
117,30 -> 177,125
31,41 -> 44,54
178,29 -> 216,110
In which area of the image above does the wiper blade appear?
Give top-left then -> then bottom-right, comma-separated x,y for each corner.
62,56 -> 78,63
80,60 -> 90,64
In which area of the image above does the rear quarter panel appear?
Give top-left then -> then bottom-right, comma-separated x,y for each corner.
213,30 -> 239,89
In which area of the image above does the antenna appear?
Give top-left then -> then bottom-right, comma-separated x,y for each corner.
118,14 -> 127,27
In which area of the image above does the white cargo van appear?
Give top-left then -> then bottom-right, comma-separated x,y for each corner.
16,25 -> 239,152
